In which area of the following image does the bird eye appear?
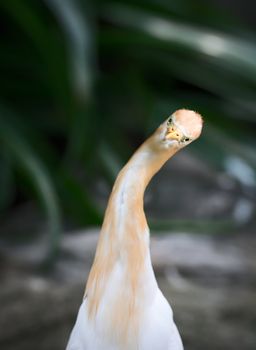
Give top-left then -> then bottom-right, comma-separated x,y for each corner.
167,116 -> 172,126
183,137 -> 190,142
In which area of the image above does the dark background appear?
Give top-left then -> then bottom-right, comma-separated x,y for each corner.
0,1 -> 255,349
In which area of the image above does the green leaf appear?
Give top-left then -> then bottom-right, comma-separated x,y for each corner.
0,107 -> 62,264
56,168 -> 102,225
45,0 -> 95,100
0,0 -> 72,110
101,3 -> 256,83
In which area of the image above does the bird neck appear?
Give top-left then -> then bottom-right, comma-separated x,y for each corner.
86,140 -> 178,319
101,141 -> 178,254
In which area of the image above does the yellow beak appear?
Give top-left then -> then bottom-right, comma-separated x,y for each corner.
165,125 -> 183,142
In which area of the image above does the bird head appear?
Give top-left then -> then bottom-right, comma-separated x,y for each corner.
152,109 -> 203,151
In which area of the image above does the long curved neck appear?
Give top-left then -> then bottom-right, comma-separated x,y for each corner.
103,142 -> 178,235
86,140 -> 178,319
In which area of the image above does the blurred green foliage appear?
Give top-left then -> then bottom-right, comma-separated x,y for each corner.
0,0 -> 256,259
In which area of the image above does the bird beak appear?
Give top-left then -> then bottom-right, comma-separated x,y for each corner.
165,125 -> 183,142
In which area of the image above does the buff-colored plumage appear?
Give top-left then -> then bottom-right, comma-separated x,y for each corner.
66,109 -> 203,350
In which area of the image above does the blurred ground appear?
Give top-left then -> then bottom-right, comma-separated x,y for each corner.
0,230 -> 256,350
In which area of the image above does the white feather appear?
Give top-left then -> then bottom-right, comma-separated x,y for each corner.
67,254 -> 183,350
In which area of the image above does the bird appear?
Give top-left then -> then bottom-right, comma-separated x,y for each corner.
66,109 -> 203,350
